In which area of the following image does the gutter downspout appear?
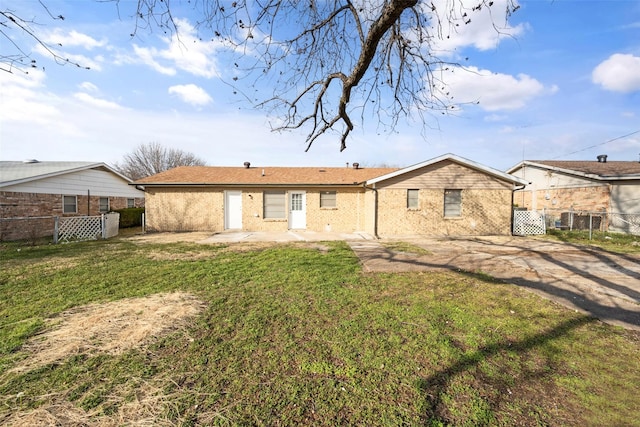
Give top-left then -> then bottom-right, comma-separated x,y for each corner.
363,183 -> 380,239
511,183 -> 527,235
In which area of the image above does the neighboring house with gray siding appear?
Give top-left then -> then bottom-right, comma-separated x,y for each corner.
507,156 -> 640,233
507,157 -> 640,213
135,153 -> 527,238
0,160 -> 145,241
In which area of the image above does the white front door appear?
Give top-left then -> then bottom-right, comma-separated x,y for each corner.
225,191 -> 242,229
289,191 -> 306,229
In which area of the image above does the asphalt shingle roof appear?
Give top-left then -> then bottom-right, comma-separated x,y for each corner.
528,160 -> 640,177
0,161 -> 109,186
135,166 -> 399,186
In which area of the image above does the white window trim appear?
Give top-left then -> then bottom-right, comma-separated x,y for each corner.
320,191 -> 337,209
263,191 -> 286,219
63,195 -> 77,214
444,189 -> 462,218
407,189 -> 419,209
99,197 -> 110,212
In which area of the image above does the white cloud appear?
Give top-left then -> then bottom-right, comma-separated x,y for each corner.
592,53 -> 640,93
78,82 -> 99,92
168,84 -> 213,106
129,18 -> 222,78
132,44 -> 177,75
44,29 -> 107,50
441,66 -> 552,111
0,71 -> 83,143
33,44 -> 103,71
73,92 -> 123,110
484,114 -> 508,122
428,0 -> 527,55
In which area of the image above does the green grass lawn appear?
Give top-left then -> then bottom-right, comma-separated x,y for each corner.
543,228 -> 640,254
1,238 -> 639,426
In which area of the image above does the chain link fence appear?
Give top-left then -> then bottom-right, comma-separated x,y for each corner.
542,208 -> 640,236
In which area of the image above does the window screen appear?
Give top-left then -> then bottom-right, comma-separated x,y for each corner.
320,191 -> 336,208
127,198 -> 135,208
444,189 -> 462,217
263,191 -> 286,219
407,189 -> 419,209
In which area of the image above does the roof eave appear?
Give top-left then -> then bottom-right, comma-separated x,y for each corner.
368,153 -> 528,186
0,162 -> 132,187
135,182 -> 368,188
509,161 -> 640,181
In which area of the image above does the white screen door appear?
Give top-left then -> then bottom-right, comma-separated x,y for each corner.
225,191 -> 242,229
289,191 -> 306,229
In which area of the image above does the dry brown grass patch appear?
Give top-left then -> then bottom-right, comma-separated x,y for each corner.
13,292 -> 206,373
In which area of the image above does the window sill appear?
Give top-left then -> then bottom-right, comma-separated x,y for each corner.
263,218 -> 287,222
320,207 -> 338,210
444,216 -> 463,220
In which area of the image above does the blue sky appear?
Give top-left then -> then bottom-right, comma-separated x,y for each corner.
1,0 -> 639,172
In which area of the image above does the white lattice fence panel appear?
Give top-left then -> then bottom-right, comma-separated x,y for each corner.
58,216 -> 102,243
513,210 -> 546,235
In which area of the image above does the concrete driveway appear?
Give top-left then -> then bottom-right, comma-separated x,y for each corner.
349,236 -> 640,331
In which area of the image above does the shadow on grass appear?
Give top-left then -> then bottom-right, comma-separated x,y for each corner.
352,241 -> 640,330
417,315 -> 596,424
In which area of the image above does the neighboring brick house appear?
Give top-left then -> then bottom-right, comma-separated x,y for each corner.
135,154 -> 527,237
507,156 -> 640,213
507,156 -> 640,232
0,160 -> 145,241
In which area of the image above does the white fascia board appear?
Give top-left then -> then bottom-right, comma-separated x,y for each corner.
0,163 -> 133,188
509,161 -> 638,182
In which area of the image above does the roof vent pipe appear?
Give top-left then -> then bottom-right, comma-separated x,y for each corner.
244,162 -> 250,168
597,154 -> 607,163
352,162 -> 360,169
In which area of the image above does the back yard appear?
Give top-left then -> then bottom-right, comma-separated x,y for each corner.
1,236 -> 639,426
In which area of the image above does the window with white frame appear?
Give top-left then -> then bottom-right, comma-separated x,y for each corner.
263,191 -> 286,219
63,195 -> 77,214
127,198 -> 135,208
99,197 -> 109,212
444,189 -> 462,217
407,189 -> 419,209
320,191 -> 336,208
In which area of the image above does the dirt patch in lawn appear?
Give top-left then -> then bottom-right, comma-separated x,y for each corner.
13,292 -> 206,373
4,293 -> 206,426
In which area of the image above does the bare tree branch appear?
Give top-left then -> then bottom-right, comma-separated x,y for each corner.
0,5 -> 89,73
3,0 -> 519,150
114,142 -> 207,180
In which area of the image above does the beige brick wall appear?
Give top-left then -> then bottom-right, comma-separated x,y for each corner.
375,188 -> 513,237
145,188 -> 224,232
514,185 -> 610,212
305,188 -> 365,232
146,185 -> 514,236
145,187 -> 366,233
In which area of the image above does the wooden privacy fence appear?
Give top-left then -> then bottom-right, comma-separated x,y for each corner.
54,213 -> 120,243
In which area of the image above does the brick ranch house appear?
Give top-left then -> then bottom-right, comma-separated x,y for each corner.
507,156 -> 640,233
135,154 -> 527,238
0,160 -> 145,241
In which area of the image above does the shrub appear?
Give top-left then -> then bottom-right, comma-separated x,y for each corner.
113,208 -> 145,228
